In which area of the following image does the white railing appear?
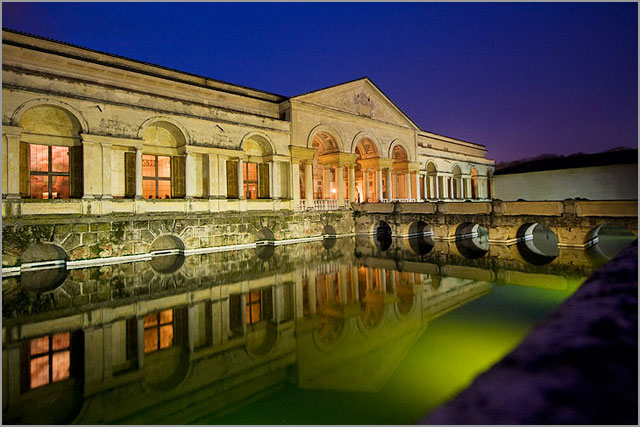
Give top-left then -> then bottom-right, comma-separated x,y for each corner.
299,199 -> 307,211
313,199 -> 339,211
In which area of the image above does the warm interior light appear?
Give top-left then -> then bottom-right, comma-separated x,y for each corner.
331,188 -> 337,194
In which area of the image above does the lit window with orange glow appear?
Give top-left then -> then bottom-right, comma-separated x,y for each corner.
29,332 -> 71,389
246,290 -> 262,325
243,162 -> 259,199
29,144 -> 70,199
143,309 -> 174,353
142,155 -> 172,199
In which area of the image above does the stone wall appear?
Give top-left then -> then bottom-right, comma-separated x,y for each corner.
1,210 -> 355,267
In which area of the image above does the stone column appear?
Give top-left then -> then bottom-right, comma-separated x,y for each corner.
3,129 -> 21,199
377,169 -> 383,202
136,317 -> 145,367
348,164 -> 356,203
207,153 -> 218,198
351,268 -> 359,302
406,172 -> 412,199
322,165 -> 332,200
218,154 -> 228,198
82,140 -> 100,199
339,265 -> 349,305
423,174 -> 428,200
185,151 -> 195,199
389,270 -> 397,293
304,161 -> 314,209
414,172 -> 421,201
237,158 -> 245,200
465,176 -> 472,199
101,143 -> 112,199
240,294 -> 247,334
336,165 -> 345,207
386,168 -> 393,200
270,161 -> 279,199
135,146 -> 143,199
363,169 -> 370,202
308,269 -> 317,317
292,161 -> 301,207
435,175 -> 440,199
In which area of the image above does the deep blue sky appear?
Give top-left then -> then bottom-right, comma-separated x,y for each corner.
2,2 -> 637,162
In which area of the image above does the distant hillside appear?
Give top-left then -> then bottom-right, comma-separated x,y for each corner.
495,146 -> 635,171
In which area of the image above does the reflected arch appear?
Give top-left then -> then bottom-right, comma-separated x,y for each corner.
372,220 -> 392,251
516,223 -> 559,266
404,221 -> 434,255
454,222 -> 489,259
150,235 -> 185,274
585,224 -> 636,265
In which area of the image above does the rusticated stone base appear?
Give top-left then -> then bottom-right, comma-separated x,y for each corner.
421,240 -> 638,425
1,210 -> 355,266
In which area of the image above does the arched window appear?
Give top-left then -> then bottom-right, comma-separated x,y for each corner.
134,121 -> 186,199
18,105 -> 83,199
227,134 -> 273,199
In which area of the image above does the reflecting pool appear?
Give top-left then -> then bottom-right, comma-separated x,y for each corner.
2,235 -> 605,424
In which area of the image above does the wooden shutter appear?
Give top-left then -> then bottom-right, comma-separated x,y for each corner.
19,142 -> 30,198
258,163 -> 269,199
261,288 -> 273,322
124,152 -> 136,198
229,294 -> 242,334
171,156 -> 186,198
126,318 -> 138,361
226,159 -> 238,198
173,306 -> 188,345
70,145 -> 83,198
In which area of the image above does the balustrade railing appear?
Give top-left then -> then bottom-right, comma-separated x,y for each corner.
314,199 -> 339,211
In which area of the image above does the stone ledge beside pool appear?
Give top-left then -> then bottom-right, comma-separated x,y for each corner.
421,240 -> 638,425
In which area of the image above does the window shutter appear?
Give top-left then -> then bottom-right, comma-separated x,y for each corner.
262,288 -> 273,321
70,145 -> 83,198
173,306 -> 188,345
226,159 -> 238,198
259,163 -> 270,199
126,318 -> 138,361
171,156 -> 186,198
124,152 -> 136,198
19,142 -> 30,198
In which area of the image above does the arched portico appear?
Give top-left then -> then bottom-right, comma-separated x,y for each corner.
389,143 -> 421,201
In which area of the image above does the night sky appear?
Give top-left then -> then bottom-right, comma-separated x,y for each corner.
2,2 -> 637,162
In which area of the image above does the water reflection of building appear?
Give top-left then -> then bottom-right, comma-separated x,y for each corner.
3,254 -> 497,424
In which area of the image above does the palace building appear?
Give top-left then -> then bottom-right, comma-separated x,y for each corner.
2,28 -> 495,267
2,29 -> 494,213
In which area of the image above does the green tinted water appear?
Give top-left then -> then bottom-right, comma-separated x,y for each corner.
2,237 -> 592,424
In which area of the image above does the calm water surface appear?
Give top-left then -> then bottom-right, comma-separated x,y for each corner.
2,235 -> 599,424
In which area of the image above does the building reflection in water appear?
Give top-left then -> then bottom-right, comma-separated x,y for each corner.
2,237 -> 600,424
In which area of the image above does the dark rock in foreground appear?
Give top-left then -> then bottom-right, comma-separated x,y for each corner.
422,240 -> 638,425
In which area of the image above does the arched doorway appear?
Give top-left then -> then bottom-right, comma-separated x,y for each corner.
354,137 -> 380,203
452,165 -> 462,200
391,144 -> 410,200
471,167 -> 479,199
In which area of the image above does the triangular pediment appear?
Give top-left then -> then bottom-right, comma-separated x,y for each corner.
292,78 -> 420,130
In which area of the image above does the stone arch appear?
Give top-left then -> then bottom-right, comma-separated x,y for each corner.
470,167 -> 479,199
20,243 -> 69,292
451,164 -> 463,199
150,234 -> 185,252
516,223 -> 559,266
585,224 -> 636,265
138,117 -> 189,146
388,139 -> 410,160
351,131 -> 381,157
454,222 -> 489,259
403,221 -> 434,256
241,131 -> 275,156
307,124 -> 343,153
426,161 -> 438,173
11,98 -> 89,133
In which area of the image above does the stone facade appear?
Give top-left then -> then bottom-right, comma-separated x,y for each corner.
2,29 -> 494,265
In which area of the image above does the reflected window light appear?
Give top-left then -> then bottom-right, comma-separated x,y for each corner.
246,290 -> 262,325
29,332 -> 71,389
144,309 -> 174,353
